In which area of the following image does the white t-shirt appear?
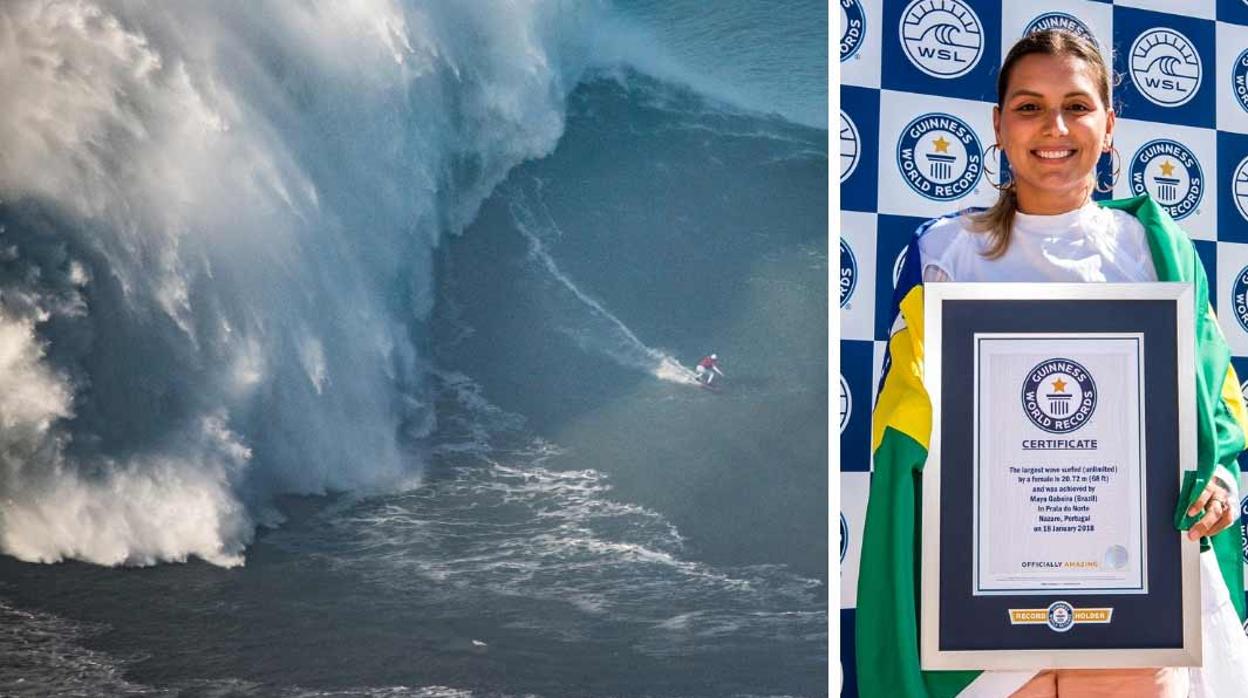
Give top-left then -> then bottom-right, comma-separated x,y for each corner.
916,201 -> 1158,284
915,199 -> 1238,511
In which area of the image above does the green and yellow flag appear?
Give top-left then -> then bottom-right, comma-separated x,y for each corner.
855,195 -> 1248,697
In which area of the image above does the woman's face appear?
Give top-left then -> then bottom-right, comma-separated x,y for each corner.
993,52 -> 1115,215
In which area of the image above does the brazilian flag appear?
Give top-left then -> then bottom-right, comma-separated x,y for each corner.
855,195 -> 1248,697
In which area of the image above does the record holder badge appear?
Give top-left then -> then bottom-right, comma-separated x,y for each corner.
921,283 -> 1200,670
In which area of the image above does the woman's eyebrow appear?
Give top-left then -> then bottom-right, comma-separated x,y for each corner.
1007,89 -> 1095,100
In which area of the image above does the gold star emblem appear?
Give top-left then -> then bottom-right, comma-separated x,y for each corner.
1051,378 -> 1068,393
1159,160 -> 1176,177
932,136 -> 951,154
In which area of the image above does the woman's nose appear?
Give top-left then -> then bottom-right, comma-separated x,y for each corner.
1042,109 -> 1070,136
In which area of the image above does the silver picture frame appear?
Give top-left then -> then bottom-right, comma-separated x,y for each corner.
921,282 -> 1199,671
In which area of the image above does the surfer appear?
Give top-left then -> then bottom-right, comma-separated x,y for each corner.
694,354 -> 723,386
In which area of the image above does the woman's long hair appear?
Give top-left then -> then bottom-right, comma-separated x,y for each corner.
969,30 -> 1113,259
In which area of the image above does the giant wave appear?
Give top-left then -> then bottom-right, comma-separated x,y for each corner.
0,0 -> 688,566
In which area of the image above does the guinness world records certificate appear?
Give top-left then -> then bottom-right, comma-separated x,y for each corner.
975,335 -> 1146,596
920,284 -> 1200,671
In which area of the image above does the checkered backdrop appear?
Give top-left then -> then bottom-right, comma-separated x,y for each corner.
838,0 -> 1248,694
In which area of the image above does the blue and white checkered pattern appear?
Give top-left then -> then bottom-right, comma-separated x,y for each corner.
839,1 -> 1248,693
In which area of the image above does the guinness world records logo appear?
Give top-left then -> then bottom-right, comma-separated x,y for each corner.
840,239 -> 858,307
1047,601 -> 1075,633
896,112 -> 983,201
1024,13 -> 1097,46
839,374 -> 852,433
1129,28 -> 1202,108
1129,139 -> 1203,221
840,110 -> 861,183
841,0 -> 866,62
1021,358 -> 1097,434
898,0 -> 983,79
1234,49 -> 1248,114
1234,156 -> 1248,223
1232,266 -> 1248,333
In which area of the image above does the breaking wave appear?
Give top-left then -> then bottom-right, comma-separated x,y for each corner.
0,0 -> 689,566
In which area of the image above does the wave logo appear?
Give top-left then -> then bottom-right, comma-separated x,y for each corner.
1240,494 -> 1248,564
840,513 -> 850,563
840,110 -> 860,183
898,0 -> 984,79
1129,28 -> 1202,107
841,0 -> 867,62
1022,359 -> 1097,434
840,239 -> 858,307
896,112 -> 983,201
1235,49 -> 1248,113
1232,266 -> 1248,333
1235,156 -> 1248,223
840,374 -> 852,434
1129,139 -> 1203,221
1024,13 -> 1097,46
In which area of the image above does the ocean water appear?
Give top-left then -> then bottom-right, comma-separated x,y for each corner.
0,1 -> 827,696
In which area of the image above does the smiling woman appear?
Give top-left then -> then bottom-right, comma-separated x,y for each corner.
994,53 -> 1114,213
856,27 -> 1248,698
971,29 -> 1117,255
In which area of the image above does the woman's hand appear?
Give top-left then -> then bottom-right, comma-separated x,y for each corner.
1186,478 -> 1237,541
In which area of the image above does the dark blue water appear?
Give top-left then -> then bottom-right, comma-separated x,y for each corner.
0,3 -> 826,696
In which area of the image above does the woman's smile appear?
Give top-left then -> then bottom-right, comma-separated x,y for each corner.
1032,148 -> 1077,161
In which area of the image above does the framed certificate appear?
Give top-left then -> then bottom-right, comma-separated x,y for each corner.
920,283 -> 1200,670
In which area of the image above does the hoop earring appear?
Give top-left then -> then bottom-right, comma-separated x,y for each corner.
983,143 -> 1014,192
1095,144 -> 1121,194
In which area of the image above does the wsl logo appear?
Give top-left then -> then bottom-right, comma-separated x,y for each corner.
1232,266 -> 1248,333
1129,139 -> 1203,221
1235,156 -> 1248,223
1024,13 -> 1096,46
840,110 -> 860,183
1046,601 -> 1075,633
1129,28 -> 1202,107
840,239 -> 858,308
896,113 -> 983,201
898,0 -> 984,79
1022,359 -> 1097,434
841,0 -> 866,62
839,374 -> 852,434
